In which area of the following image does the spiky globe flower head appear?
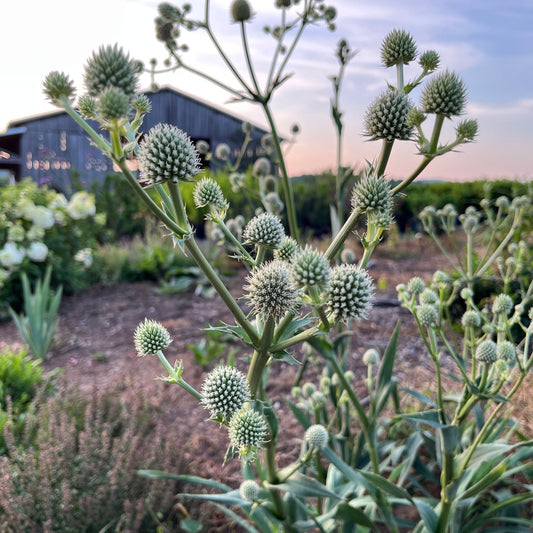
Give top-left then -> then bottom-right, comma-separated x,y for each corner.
495,196 -> 510,210
195,139 -> 210,155
380,29 -> 417,67
362,348 -> 380,366
214,143 -> 231,160
475,339 -> 497,364
231,0 -> 252,22
460,214 -> 479,234
242,121 -> 253,133
327,265 -> 374,322
132,94 -> 152,114
229,408 -> 267,451
364,90 -> 413,142
246,260 -> 300,320
497,341 -> 516,362
456,119 -> 478,142
158,2 -> 181,21
138,124 -> 201,183
304,424 -> 329,449
252,157 -> 271,178
461,310 -> 481,329
406,107 -> 427,128
83,44 -> 141,98
243,212 -> 285,249
419,50 -> 440,72
492,294 -> 514,316
341,248 -> 357,264
416,304 -> 439,328
134,318 -> 172,356
351,173 -> 393,217
291,246 -> 330,291
419,288 -> 438,305
460,288 -> 473,301
95,87 -> 131,121
265,192 -> 284,215
43,71 -> 76,106
201,365 -> 250,420
193,177 -> 229,213
77,96 -> 97,119
240,480 -> 260,501
407,276 -> 425,294
421,70 -> 467,117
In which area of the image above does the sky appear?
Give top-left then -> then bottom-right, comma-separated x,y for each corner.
1,0 -> 532,181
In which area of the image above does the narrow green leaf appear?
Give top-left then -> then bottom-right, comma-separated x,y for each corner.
414,499 -> 439,533
401,387 -> 438,408
331,502 -> 379,531
461,462 -> 507,499
137,470 -> 232,492
399,410 -> 447,428
377,321 -> 400,391
359,470 -> 413,502
268,472 -> 341,501
287,399 -> 312,429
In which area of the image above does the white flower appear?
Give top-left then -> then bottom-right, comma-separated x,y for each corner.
7,225 -> 25,242
16,198 -> 36,219
0,242 -> 25,268
26,241 -> 49,262
26,225 -> 45,241
49,193 -> 68,209
29,205 -> 55,229
74,248 -> 93,268
67,191 -> 96,220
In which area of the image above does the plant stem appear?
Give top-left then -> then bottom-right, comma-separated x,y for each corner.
325,208 -> 362,261
376,140 -> 394,177
247,316 -> 276,397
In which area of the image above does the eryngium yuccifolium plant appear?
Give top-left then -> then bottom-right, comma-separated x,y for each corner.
327,265 -> 374,322
231,0 -> 252,23
201,365 -> 250,420
240,480 -> 260,502
475,339 -> 498,364
416,304 -> 439,328
138,124 -> 201,183
363,90 -> 413,141
461,310 -> 481,329
419,50 -> 440,72
78,95 -> 97,119
351,173 -> 393,216
456,118 -> 478,142
304,424 -> 329,449
132,93 -> 152,114
497,341 -> 516,362
407,276 -> 425,294
193,177 -> 229,212
421,70 -> 467,117
229,408 -> 267,451
492,294 -> 514,316
362,348 -> 380,366
274,236 -> 299,261
380,29 -> 417,67
291,246 -> 330,291
134,318 -> 172,356
83,44 -> 141,98
95,87 -> 131,121
43,71 -> 75,105
243,212 -> 285,249
246,260 -> 300,320
419,288 -> 438,305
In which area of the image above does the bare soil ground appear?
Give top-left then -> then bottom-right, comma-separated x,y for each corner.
1,235 -> 531,528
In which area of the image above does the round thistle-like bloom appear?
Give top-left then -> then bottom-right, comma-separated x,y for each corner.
246,260 -> 300,319
460,288 -> 473,301
419,288 -> 438,305
380,29 -> 417,67
421,70 -> 467,117
311,391 -> 327,409
243,212 -> 285,249
214,143 -> 231,160
304,424 -> 329,449
158,2 -> 181,21
497,341 -> 516,362
492,294 -> 514,316
456,119 -> 478,142
78,95 -> 97,119
364,90 -> 413,142
193,177 -> 229,212
252,157 -> 271,178
134,318 -> 172,356
138,124 -> 201,183
83,44 -> 141,98
291,246 -> 330,291
231,0 -> 252,22
132,94 -> 152,114
362,348 -> 380,366
475,339 -> 497,364
265,192 -> 284,215
201,365 -> 250,420
327,265 -> 374,322
419,50 -> 440,72
229,408 -> 267,450
461,310 -> 481,329
351,173 -> 393,216
240,480 -> 260,501
43,71 -> 76,105
416,304 -> 439,328
407,107 -> 426,128
407,276 -> 425,294
96,86 -> 131,121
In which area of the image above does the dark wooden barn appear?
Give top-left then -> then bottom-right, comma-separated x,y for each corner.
0,86 -> 270,191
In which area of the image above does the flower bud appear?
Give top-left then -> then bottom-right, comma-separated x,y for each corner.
304,424 -> 329,449
43,70 -> 76,106
421,70 -> 467,117
132,94 -> 152,114
475,340 -> 497,364
229,408 -> 267,450
231,0 -> 252,22
327,265 -> 374,322
406,107 -> 426,128
240,480 -> 260,501
158,2 -> 181,21
456,119 -> 478,142
419,288 -> 438,305
134,319 -> 172,356
274,236 -> 299,261
380,29 -> 417,67
252,157 -> 271,178
138,123 -> 201,183
201,365 -> 250,420
461,310 -> 481,329
363,348 -> 380,366
497,341 -> 516,362
243,212 -> 285,249
78,96 -> 97,119
96,86 -> 131,121
416,304 -> 439,328
196,140 -> 210,155
351,173 -> 393,217
364,90 -> 413,142
340,248 -> 356,264
291,246 -> 330,291
492,294 -> 514,316
215,143 -> 231,160
419,50 -> 440,72
407,276 -> 425,294
193,177 -> 229,212
246,260 -> 300,319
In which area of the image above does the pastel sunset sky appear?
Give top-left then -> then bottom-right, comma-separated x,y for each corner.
2,0 -> 531,181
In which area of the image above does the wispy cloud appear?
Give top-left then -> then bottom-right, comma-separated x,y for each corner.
468,98 -> 533,116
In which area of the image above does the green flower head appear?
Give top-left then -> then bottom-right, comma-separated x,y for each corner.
193,177 -> 229,212
134,319 -> 172,356
497,340 -> 516,362
419,50 -> 440,72
380,29 -> 417,67
475,339 -> 497,364
240,480 -> 260,501
229,408 -> 267,451
351,173 -> 393,216
492,294 -> 514,316
243,212 -> 285,249
364,90 -> 413,142
304,424 -> 329,449
43,71 -> 76,106
138,123 -> 201,183
421,70 -> 467,117
95,86 -> 131,121
231,0 -> 252,22
291,246 -> 330,291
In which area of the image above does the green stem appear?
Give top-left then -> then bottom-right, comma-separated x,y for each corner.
156,351 -> 203,401
396,62 -> 404,92
270,324 -> 321,353
213,216 -> 255,264
325,209 -> 362,261
247,316 -> 276,397
429,114 -> 445,154
391,156 -> 433,196
240,22 -> 262,97
376,140 -> 394,177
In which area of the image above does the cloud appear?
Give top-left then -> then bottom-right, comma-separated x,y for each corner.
468,98 -> 533,116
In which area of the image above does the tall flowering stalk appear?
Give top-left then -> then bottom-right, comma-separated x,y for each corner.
39,6 -> 533,532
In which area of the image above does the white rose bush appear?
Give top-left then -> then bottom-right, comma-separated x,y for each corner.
42,1 -> 532,531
